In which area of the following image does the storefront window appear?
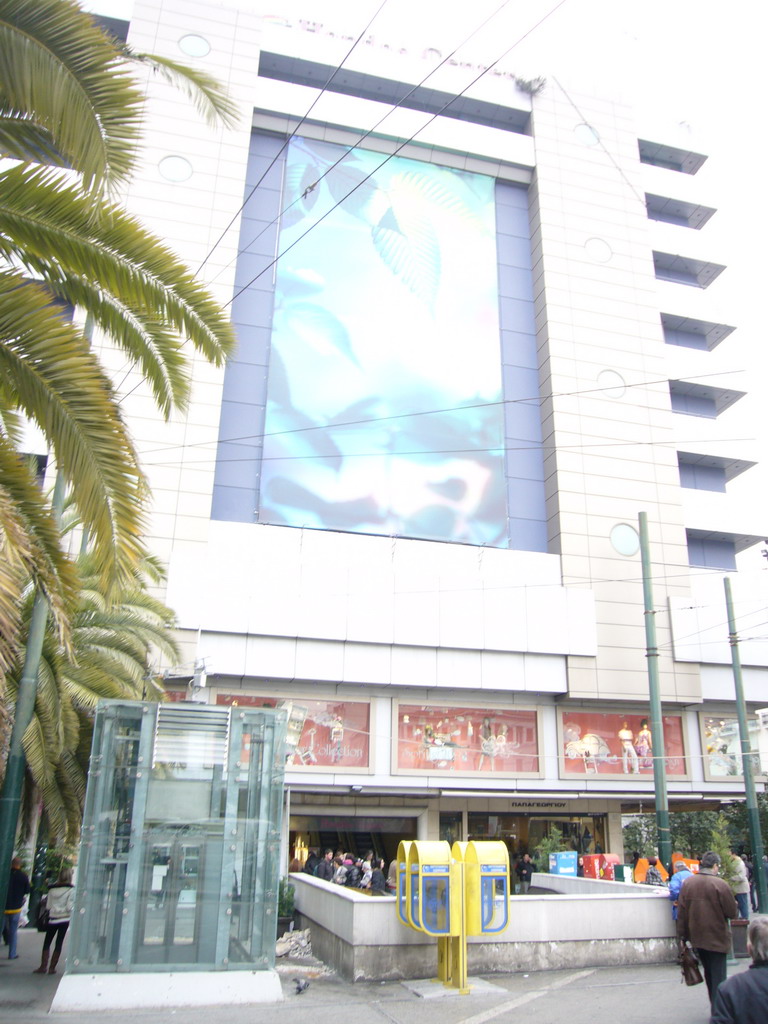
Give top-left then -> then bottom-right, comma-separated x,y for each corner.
217,694 -> 370,770
439,812 -> 463,845
560,711 -> 686,777
395,703 -> 539,775
467,813 -> 605,857
701,715 -> 762,780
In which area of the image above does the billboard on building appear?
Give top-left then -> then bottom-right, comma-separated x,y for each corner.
258,137 -> 507,545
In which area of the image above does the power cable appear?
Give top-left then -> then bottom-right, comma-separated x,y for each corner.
202,0 -> 517,294
132,366 -> 747,459
225,0 -> 572,308
196,0 -> 392,276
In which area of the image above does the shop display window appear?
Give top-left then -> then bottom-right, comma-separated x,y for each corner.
394,703 -> 539,776
700,714 -> 763,781
217,694 -> 370,771
559,710 -> 686,777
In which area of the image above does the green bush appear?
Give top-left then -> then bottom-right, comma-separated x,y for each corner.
533,826 -> 568,873
278,877 -> 295,917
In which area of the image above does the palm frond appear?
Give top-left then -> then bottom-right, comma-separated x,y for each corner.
0,0 -> 142,189
0,166 -> 235,414
124,49 -> 239,128
0,270 -> 150,589
0,436 -> 78,673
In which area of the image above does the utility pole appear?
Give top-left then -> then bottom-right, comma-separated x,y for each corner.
638,512 -> 671,871
724,576 -> 767,912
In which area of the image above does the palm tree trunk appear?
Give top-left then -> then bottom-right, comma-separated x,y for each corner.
0,473 -> 65,910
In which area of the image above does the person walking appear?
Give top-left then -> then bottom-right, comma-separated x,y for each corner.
677,850 -> 738,1008
33,867 -> 75,975
710,915 -> 768,1024
730,851 -> 751,920
315,849 -> 334,882
3,856 -> 30,960
669,859 -> 693,919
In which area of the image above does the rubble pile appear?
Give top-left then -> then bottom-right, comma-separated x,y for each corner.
275,927 -> 312,958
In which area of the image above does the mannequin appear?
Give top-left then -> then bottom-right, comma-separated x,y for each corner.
618,720 -> 639,773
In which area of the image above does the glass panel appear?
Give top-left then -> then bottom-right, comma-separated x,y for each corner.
439,811 -> 462,844
397,704 -> 538,774
702,715 -> 761,778
217,694 -> 371,769
561,711 -> 686,776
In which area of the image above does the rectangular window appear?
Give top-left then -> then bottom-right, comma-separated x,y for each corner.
217,694 -> 371,771
686,532 -> 737,570
560,710 -> 687,778
670,391 -> 717,417
394,702 -> 540,776
678,461 -> 726,491
700,715 -> 763,781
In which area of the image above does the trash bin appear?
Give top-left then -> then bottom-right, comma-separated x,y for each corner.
731,919 -> 749,959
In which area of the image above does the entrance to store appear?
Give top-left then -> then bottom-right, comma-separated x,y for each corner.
467,813 -> 606,860
289,814 -> 418,871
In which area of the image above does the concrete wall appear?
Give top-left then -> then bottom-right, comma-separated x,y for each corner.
290,872 -> 676,981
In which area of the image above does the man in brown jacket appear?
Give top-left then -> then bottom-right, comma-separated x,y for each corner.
677,851 -> 738,1006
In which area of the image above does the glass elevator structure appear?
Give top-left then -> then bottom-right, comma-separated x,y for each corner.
68,701 -> 287,973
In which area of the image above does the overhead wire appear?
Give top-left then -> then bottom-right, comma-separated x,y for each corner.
225,0 -> 572,309
133,366 -> 749,461
201,0 -> 517,295
196,0 -> 392,276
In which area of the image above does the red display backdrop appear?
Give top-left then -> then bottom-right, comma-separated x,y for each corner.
216,694 -> 370,769
561,711 -> 686,776
396,704 -> 539,774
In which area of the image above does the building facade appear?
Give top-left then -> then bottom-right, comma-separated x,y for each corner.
94,1 -> 767,866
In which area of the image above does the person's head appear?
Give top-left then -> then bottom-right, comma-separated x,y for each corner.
640,719 -> 648,729
747,916 -> 768,962
673,860 -> 689,872
56,866 -> 73,886
11,856 -> 22,870
700,851 -> 721,872
523,853 -> 531,862
324,849 -> 333,860
648,857 -> 658,867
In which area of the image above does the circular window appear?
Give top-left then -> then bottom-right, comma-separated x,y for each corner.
584,237 -> 613,263
574,122 -> 600,146
158,155 -> 193,182
610,523 -> 640,557
597,369 -> 626,399
179,34 -> 211,58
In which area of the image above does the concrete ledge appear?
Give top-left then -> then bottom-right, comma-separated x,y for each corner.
50,969 -> 284,1012
291,871 -> 677,981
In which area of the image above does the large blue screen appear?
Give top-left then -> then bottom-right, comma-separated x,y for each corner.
258,138 -> 508,545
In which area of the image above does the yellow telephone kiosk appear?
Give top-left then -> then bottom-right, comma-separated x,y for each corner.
395,840 -> 413,930
397,840 -> 509,994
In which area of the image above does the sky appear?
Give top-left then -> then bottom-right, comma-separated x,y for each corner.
82,0 -> 766,567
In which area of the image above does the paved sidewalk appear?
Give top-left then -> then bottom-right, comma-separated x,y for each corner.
1,924 -> 741,1024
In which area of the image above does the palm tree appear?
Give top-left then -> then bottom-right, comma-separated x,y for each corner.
0,0 -> 238,884
3,551 -> 180,843
0,0 -> 238,644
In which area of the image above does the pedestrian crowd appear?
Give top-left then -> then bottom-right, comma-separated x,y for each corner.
302,848 -> 390,893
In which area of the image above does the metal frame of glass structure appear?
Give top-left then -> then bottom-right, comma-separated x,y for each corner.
68,701 -> 287,973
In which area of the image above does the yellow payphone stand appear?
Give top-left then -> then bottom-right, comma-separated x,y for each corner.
397,840 -> 509,995
395,840 -> 413,930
